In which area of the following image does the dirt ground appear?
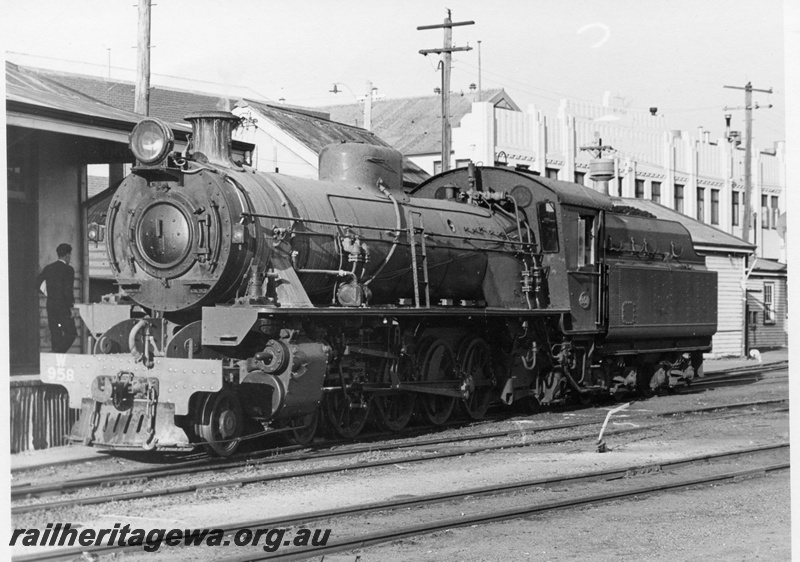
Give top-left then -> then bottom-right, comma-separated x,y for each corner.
10,370 -> 790,561
355,470 -> 789,561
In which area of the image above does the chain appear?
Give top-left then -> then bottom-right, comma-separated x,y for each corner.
85,402 -> 102,446
142,384 -> 159,450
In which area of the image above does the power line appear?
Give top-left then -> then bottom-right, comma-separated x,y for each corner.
453,58 -> 784,124
7,50 -> 274,102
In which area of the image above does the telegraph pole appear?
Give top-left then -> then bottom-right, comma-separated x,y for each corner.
477,40 -> 482,100
135,0 -> 151,115
364,81 -> 373,131
418,10 -> 474,172
723,82 -> 772,244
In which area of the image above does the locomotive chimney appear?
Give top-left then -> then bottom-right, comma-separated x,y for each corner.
184,111 -> 240,167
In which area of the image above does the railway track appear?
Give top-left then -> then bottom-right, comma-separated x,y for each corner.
11,359 -> 786,481
12,442 -> 789,562
680,362 -> 787,390
12,397 -> 788,515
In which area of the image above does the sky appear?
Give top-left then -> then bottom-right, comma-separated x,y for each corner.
2,0 -> 790,150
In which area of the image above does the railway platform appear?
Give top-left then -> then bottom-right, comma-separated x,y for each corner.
9,348 -> 788,472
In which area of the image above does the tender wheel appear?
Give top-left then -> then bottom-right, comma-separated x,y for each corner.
374,392 -> 416,432
194,390 -> 243,457
458,338 -> 494,420
288,409 -> 319,446
324,388 -> 370,439
639,364 -> 667,398
419,338 -> 457,426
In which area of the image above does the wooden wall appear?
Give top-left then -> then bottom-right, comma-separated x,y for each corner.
746,276 -> 788,350
704,253 -> 746,357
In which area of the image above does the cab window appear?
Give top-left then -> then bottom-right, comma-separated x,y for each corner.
538,202 -> 559,252
577,215 -> 595,266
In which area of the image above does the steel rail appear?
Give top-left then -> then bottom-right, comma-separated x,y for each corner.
686,368 -> 787,388
11,443 -> 789,562
11,397 -> 787,501
246,462 -> 790,562
12,361 -> 784,477
11,399 -> 788,515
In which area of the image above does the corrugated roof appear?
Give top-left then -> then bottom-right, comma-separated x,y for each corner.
240,99 -> 429,186
752,258 -> 787,273
320,89 -> 517,155
242,98 -> 390,152
11,64 -> 427,186
6,61 -> 149,126
17,64 -> 238,126
610,197 -> 755,251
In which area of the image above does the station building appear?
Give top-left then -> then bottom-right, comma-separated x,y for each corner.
5,62 -> 254,451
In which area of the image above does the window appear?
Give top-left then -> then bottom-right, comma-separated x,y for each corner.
764,282 -> 775,324
771,196 -> 779,230
455,159 -> 471,169
577,215 -> 596,267
537,201 -> 559,252
696,187 -> 705,221
674,184 -> 684,213
651,181 -> 661,204
635,179 -> 645,199
617,177 -> 623,197
732,192 -> 740,226
761,195 -> 769,229
574,171 -> 586,185
433,161 -> 442,175
711,189 -> 719,225
546,167 -> 560,180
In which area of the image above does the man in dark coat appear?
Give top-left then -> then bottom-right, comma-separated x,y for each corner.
36,243 -> 77,353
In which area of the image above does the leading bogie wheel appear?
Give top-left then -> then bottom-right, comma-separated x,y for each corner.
288,409 -> 319,446
194,390 -> 243,457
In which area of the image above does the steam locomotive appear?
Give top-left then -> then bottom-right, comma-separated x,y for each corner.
41,111 -> 717,456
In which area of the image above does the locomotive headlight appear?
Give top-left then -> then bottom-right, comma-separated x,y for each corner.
130,118 -> 174,165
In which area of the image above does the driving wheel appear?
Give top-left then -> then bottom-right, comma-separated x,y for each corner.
323,387 -> 370,439
419,338 -> 457,426
458,337 -> 494,420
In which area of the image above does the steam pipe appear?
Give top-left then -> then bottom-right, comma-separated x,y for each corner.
364,182 -> 402,286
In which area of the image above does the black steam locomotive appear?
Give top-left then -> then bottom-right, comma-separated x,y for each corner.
41,111 -> 717,455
